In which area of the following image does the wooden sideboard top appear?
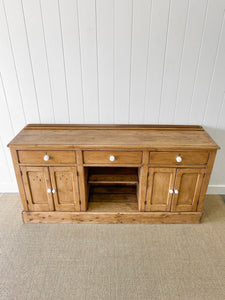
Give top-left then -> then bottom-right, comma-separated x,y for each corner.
8,124 -> 220,150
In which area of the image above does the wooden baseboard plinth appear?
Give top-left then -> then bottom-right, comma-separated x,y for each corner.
22,211 -> 202,224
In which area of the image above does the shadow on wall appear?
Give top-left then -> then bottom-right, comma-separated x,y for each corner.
203,126 -> 225,188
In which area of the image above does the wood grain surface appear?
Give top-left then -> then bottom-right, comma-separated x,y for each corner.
8,124 -> 220,150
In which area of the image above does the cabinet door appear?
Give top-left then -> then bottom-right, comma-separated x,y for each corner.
21,166 -> 54,211
145,168 -> 176,211
171,168 -> 205,212
49,167 -> 80,211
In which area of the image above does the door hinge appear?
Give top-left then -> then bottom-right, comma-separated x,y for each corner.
77,170 -> 79,177
79,200 -> 81,205
144,200 -> 147,205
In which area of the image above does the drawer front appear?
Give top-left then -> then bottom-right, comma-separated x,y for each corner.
83,151 -> 142,164
18,150 -> 76,164
150,152 -> 209,165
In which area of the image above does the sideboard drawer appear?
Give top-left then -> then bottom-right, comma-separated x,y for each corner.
18,150 -> 76,164
83,151 -> 142,164
150,152 -> 209,165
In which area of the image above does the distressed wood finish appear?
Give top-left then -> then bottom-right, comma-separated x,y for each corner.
8,124 -> 219,150
22,211 -> 202,224
8,124 -> 219,224
138,151 -> 149,211
149,151 -> 209,165
145,168 -> 176,212
76,150 -> 88,212
20,166 -> 54,211
197,150 -> 217,212
83,151 -> 142,165
10,148 -> 28,210
49,166 -> 80,211
171,168 -> 205,212
18,150 -> 76,164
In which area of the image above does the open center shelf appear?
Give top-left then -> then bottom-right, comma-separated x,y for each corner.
88,167 -> 138,184
86,167 -> 139,212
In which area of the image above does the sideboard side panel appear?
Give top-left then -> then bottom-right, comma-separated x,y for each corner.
76,150 -> 88,211
10,148 -> 28,211
197,150 -> 217,212
138,151 -> 149,211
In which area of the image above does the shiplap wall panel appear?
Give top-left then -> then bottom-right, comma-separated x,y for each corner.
203,15 -> 225,127
189,0 -> 225,125
40,0 -> 70,123
0,139 -> 11,185
174,0 -> 208,124
96,0 -> 114,123
159,0 -> 189,124
59,0 -> 84,123
217,93 -> 225,129
0,76 -> 14,142
114,0 -> 132,123
0,0 -> 225,192
22,0 -> 55,123
0,75 -> 17,184
4,0 -> 40,124
78,0 -> 99,123
129,0 -> 152,123
0,0 -> 26,133
144,0 -> 171,123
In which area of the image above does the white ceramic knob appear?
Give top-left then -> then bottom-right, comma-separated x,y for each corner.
44,154 -> 50,161
52,189 -> 56,194
109,155 -> 115,162
47,188 -> 51,193
176,156 -> 182,163
169,189 -> 174,194
174,189 -> 179,194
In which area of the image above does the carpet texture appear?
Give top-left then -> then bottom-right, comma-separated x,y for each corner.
0,194 -> 225,300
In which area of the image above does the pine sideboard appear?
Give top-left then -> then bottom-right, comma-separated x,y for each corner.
8,124 -> 219,224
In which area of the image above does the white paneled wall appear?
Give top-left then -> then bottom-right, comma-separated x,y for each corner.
0,0 -> 225,193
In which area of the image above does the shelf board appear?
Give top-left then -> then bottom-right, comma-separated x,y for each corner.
87,202 -> 138,212
89,193 -> 137,203
90,185 -> 137,194
89,185 -> 137,203
88,167 -> 138,184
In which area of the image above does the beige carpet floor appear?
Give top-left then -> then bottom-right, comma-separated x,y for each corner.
0,194 -> 225,300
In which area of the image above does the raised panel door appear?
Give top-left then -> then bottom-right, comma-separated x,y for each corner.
49,167 -> 80,211
21,166 -> 54,211
171,168 -> 205,212
145,168 -> 176,211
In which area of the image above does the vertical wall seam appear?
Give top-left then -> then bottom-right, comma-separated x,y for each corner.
173,0 -> 190,123
113,0 -> 115,124
157,0 -> 172,124
58,0 -> 70,123
0,74 -> 14,180
21,0 -> 41,123
202,10 -> 225,125
188,0 -> 209,123
0,137 -> 13,181
39,0 -> 56,123
143,0 -> 153,124
76,0 -> 85,123
95,0 -> 100,123
0,73 -> 15,135
128,0 -> 134,124
216,91 -> 225,128
2,0 -> 27,125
